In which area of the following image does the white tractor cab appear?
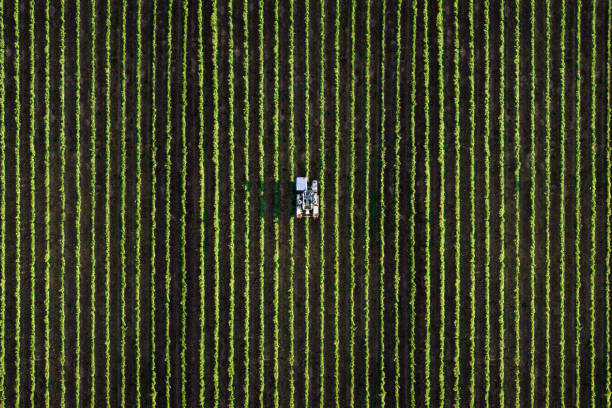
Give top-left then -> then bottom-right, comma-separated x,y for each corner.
295,177 -> 319,219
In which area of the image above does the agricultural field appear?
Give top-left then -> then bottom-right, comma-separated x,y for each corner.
0,0 -> 610,407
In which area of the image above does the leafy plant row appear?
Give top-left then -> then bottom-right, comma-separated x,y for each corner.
318,0 -> 327,405
363,0 -> 370,404
304,0 -> 312,404
288,0 -> 296,406
227,0 -> 237,405
422,0 -> 432,403
28,0 -> 37,405
333,0 -> 341,404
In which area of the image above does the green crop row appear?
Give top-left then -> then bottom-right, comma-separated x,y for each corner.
150,0 -> 158,405
451,0 -> 460,404
528,0 -> 536,404
14,0 -> 23,403
288,0 -> 296,405
483,0 -> 492,404
228,0 -> 237,405
363,0 -> 370,404
197,0 -> 206,403
498,0 -> 507,405
348,0 -> 356,405
89,0 -> 98,404
394,0 -> 403,406
468,0 -> 476,404
393,0 -> 402,406
273,0 -> 281,403
211,0 -> 220,404
559,0 -> 567,404
544,0 -> 552,404
409,0 -> 417,406
134,0 -> 143,405
257,0 -> 265,404
43,0 -> 51,404
435,0 -> 446,402
422,0 -> 432,403
378,1 -> 386,405
333,0 -> 341,404
575,0 -> 582,402
272,0 -> 281,405
304,0 -> 312,403
588,0 -> 597,405
163,2 -> 173,405
74,0 -> 82,403
179,1 -> 188,404
512,0 -> 521,404
104,0 -> 112,404
28,0 -> 37,405
120,0 -> 128,404
242,0 -> 251,403
318,0 -> 327,405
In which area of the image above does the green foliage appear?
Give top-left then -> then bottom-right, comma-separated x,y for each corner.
588,0 -> 597,405
257,0 -> 265,404
179,0 -> 188,404
483,0 -> 492,404
104,0 -> 112,403
575,0 -> 583,401
559,0 -> 567,404
498,0 -> 507,404
393,0 -> 402,406
134,0 -> 143,405
349,0 -> 356,405
377,1 -> 386,405
409,0 -> 418,405
512,0 -> 521,403
197,0 -> 206,403
211,0 -> 221,404
272,0 -> 281,405
304,0 -> 312,403
74,0 -> 83,403
319,0 -> 327,404
333,0 -> 341,404
423,0 -> 432,403
436,0 -> 446,403
13,0 -> 23,403
163,2 -> 174,405
28,0 -> 37,405
43,0 -> 51,404
452,0 -> 461,403
89,0 -> 98,404
228,0 -> 237,404
242,0 -> 251,402
363,0 -> 371,404
150,1 -> 159,405
528,0 -> 536,404
544,0 -> 552,404
288,0 -> 296,405
120,0 -> 128,404
468,0 -> 476,404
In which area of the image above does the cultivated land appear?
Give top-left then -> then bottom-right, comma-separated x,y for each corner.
0,0 -> 610,407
